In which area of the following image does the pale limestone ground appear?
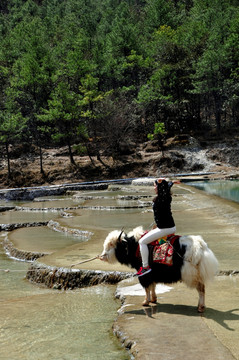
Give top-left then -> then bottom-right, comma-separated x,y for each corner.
115,275 -> 239,360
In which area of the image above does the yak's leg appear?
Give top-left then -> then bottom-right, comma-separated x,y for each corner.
142,287 -> 151,306
150,283 -> 157,303
196,282 -> 205,313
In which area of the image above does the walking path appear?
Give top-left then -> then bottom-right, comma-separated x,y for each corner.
115,275 -> 239,360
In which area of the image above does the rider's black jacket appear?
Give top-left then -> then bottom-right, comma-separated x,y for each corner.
153,180 -> 175,229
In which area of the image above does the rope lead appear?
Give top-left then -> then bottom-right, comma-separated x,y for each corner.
70,255 -> 100,268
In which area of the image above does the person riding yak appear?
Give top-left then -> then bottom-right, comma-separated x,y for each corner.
137,178 -> 180,277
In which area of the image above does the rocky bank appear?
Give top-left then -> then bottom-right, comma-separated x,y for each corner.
0,133 -> 239,189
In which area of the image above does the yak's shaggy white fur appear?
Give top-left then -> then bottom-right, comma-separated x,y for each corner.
179,235 -> 218,288
127,226 -> 145,240
102,229 -> 121,263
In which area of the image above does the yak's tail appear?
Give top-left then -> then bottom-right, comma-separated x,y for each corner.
180,235 -> 218,288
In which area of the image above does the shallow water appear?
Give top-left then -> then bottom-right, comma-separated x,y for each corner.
187,180 -> 239,203
0,242 -> 129,360
0,209 -> 60,224
22,198 -> 85,208
58,208 -> 153,233
8,226 -> 86,252
0,187 -> 154,360
0,289 -> 126,360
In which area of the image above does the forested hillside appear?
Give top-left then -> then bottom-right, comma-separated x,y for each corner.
0,0 -> 239,182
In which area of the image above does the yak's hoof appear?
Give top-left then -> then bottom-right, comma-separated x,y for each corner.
142,300 -> 150,306
197,305 -> 205,313
151,298 -> 157,304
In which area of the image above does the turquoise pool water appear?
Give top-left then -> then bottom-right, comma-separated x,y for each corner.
187,180 -> 239,203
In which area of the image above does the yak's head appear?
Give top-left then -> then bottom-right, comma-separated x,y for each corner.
100,226 -> 144,263
100,229 -> 125,263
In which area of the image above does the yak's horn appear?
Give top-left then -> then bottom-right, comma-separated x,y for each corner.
118,229 -> 124,242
